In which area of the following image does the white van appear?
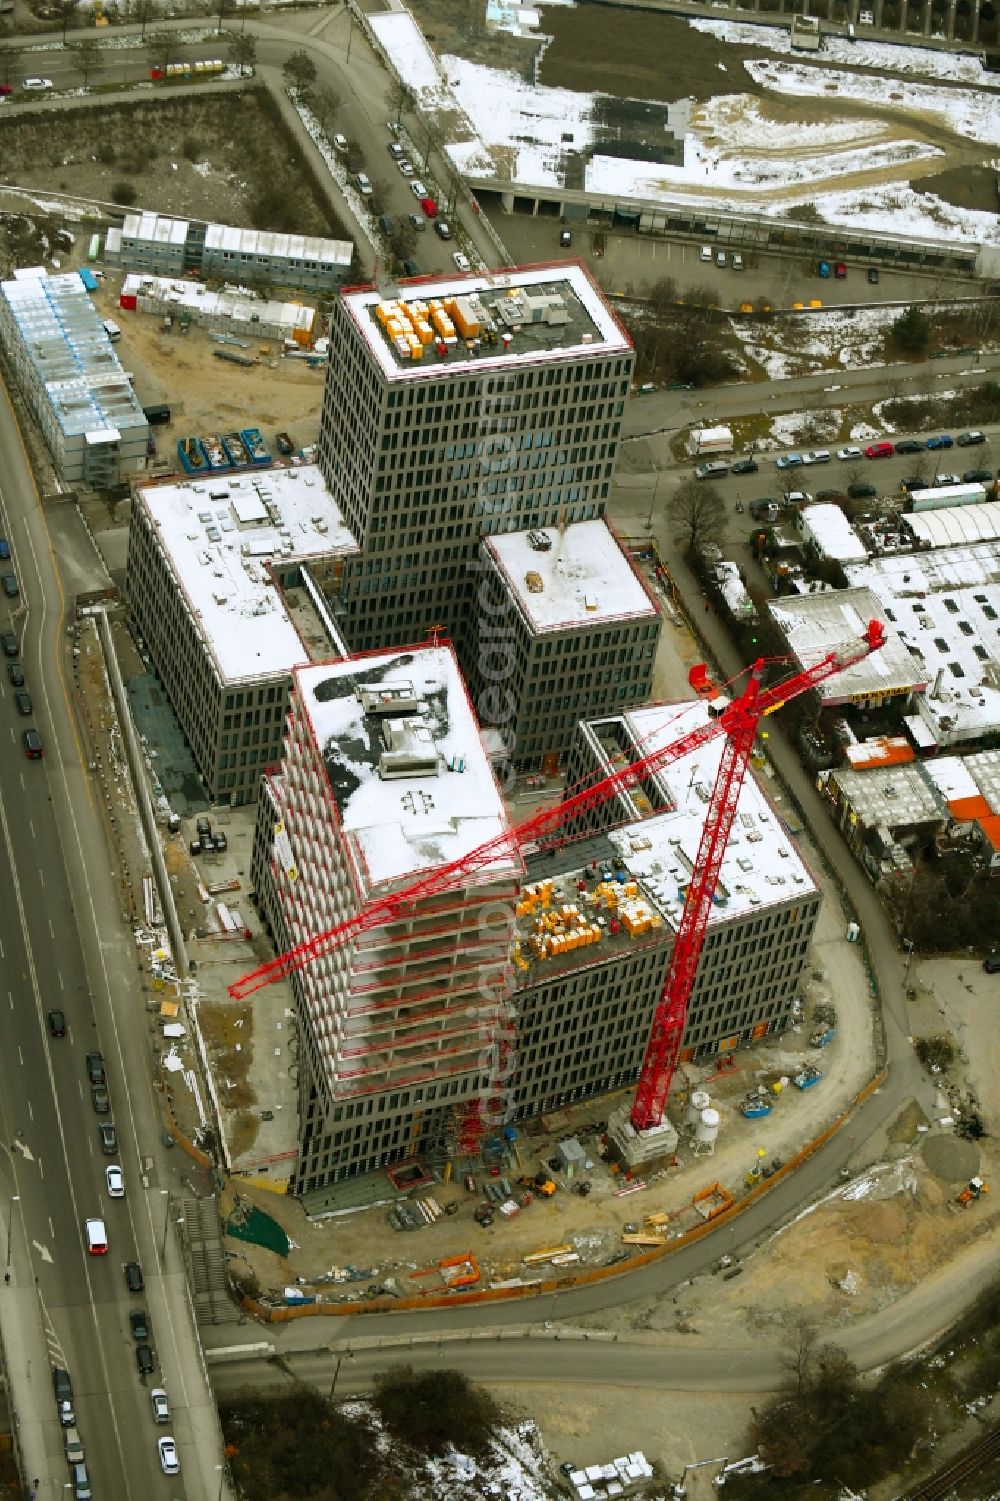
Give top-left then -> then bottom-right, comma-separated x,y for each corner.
84,1217 -> 108,1256
102,319 -> 122,342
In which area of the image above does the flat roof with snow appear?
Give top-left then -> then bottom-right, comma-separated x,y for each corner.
846,546 -> 1000,743
294,646 -> 518,894
799,503 -> 868,565
768,588 -> 923,704
135,465 -> 358,684
483,519 -> 659,633
342,263 -> 630,381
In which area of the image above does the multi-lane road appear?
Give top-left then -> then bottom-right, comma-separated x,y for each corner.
0,384 -> 225,1497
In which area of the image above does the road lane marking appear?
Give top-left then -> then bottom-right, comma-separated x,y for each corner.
26,1102 -> 32,1122
32,1240 -> 52,1263
17,1045 -> 22,1066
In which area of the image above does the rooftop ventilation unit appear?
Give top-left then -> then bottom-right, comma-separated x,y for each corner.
527,530 -> 552,552
378,716 -> 439,780
359,682 -> 420,716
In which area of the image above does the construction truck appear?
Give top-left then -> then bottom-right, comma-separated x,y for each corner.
956,1176 -> 989,1207
532,1173 -> 556,1197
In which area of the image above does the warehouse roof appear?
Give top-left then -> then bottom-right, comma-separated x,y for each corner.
295,645 -> 518,893
768,588 -> 922,704
905,501 -> 1000,549
342,262 -> 631,380
482,519 -> 659,633
846,546 -> 1000,745
134,466 -> 358,684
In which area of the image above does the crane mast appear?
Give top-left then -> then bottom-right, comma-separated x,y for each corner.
230,621 -> 883,1134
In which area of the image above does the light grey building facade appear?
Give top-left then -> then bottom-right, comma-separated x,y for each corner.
105,212 -> 354,293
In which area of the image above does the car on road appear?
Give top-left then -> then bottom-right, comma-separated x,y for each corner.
69,1461 -> 92,1501
84,1217 -> 107,1256
926,434 -> 953,449
402,258 -> 420,277
157,1437 -> 180,1476
900,476 -> 926,493
783,490 -> 812,506
775,453 -> 804,470
895,439 -> 925,454
407,212 -> 425,232
867,267 -> 880,284
98,1121 -> 117,1155
0,539 -> 8,559
836,446 -> 863,461
815,489 -> 846,501
984,952 -> 1000,973
21,77 -> 53,90
956,430 -> 986,446
396,158 -> 414,177
86,1051 -> 105,1085
14,689 -> 31,716
434,220 -> 452,240
803,449 -> 831,465
410,179 -> 428,198
124,1261 -> 144,1293
731,458 -> 758,475
129,1308 -> 150,1341
6,661 -> 23,687
136,1344 -> 155,1376
22,728 -> 42,759
91,1083 -> 109,1113
934,472 -> 961,486
64,1427 -> 84,1466
695,461 -> 728,480
452,251 -> 471,272
105,1165 -> 125,1199
332,133 -> 348,153
1,632 -> 17,658
419,196 -> 437,218
848,482 -> 877,499
559,229 -> 572,247
749,497 -> 779,521
48,1010 -> 66,1038
866,441 -> 894,458
1,572 -> 18,598
150,1388 -> 170,1424
963,467 -> 994,484
388,141 -> 405,159
355,173 -> 373,197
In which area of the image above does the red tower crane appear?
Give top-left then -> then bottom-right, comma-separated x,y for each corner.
230,621 -> 884,1129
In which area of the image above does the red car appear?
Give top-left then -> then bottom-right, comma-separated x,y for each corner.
834,262 -> 847,279
419,196 -> 437,219
22,728 -> 43,759
0,85 -> 13,97
866,441 -> 894,459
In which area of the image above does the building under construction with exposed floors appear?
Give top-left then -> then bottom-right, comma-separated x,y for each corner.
251,648 -> 822,1194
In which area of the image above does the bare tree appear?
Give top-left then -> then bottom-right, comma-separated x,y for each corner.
0,45 -> 21,85
71,38 -> 103,85
146,31 -> 178,74
58,0 -> 78,42
386,76 -> 414,126
671,479 -> 726,553
282,49 -> 317,96
226,31 -> 256,76
133,0 -> 156,37
783,1318 -> 818,1397
311,84 -> 340,133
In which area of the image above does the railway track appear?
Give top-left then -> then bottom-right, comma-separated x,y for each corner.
903,1425 -> 1000,1501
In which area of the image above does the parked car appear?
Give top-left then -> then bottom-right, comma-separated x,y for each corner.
962,468 -> 994,484
407,213 -> 426,232
715,250 -> 727,268
836,446 -> 863,461
434,220 -> 452,240
983,952 -> 1000,974
452,251 -> 471,272
332,133 -> 348,153
387,141 -> 405,159
956,430 -> 986,446
695,461 -> 728,480
396,159 -> 414,177
867,267 -> 880,284
559,229 -> 572,247
783,490 -> 812,506
355,173 -> 373,197
934,472 -> 961,486
803,450 -> 831,465
749,497 -> 779,520
848,482 -> 877,499
732,252 -> 744,270
834,262 -> 847,278
699,244 -> 712,262
775,454 -> 804,470
21,77 -> 53,90
731,458 -> 758,475
925,434 -> 953,450
410,179 -> 428,198
900,477 -> 926,493
866,441 -> 894,459
895,438 -> 925,454
418,196 -> 437,219
402,259 -> 421,277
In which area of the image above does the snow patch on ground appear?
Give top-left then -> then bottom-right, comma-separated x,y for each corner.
850,419 -> 883,441
732,307 -> 898,380
806,181 -> 1000,246
770,408 -> 843,446
689,17 -> 989,83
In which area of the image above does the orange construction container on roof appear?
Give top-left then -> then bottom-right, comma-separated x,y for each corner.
845,736 -> 914,771
948,794 -> 993,823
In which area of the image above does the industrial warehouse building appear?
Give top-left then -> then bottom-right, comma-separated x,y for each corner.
469,517 -> 662,769
250,668 -> 821,1193
316,263 -> 635,662
126,466 -> 358,805
105,212 -> 354,293
0,267 -> 148,488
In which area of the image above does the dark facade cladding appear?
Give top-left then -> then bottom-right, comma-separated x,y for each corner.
317,281 -> 635,658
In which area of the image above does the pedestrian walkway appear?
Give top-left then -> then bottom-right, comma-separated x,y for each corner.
0,1221 -> 63,1500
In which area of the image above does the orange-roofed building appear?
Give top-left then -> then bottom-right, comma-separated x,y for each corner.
949,795 -> 994,823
